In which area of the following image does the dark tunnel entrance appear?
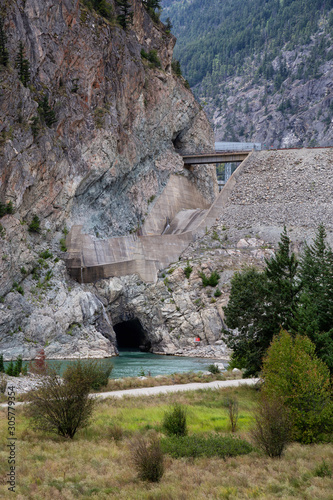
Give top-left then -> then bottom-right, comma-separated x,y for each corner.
113,319 -> 151,352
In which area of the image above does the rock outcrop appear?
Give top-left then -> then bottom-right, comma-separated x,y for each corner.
0,0 -> 216,359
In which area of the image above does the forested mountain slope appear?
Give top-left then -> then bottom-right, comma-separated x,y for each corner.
162,0 -> 333,147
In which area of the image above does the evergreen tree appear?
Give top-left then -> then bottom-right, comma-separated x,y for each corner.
0,16 -> 9,67
0,354 -> 4,373
264,226 -> 300,331
295,224 -> 333,372
13,355 -> 23,377
116,0 -> 133,29
6,360 -> 14,376
223,267 -> 268,376
15,42 -> 30,87
38,95 -> 56,127
223,227 -> 301,376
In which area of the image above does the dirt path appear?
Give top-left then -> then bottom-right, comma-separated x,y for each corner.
0,378 -> 260,407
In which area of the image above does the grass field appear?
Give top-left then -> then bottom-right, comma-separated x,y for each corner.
0,386 -> 332,499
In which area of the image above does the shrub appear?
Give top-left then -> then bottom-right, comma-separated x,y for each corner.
162,404 -> 187,436
161,434 -> 253,459
39,249 -> 53,259
313,460 -> 332,478
28,215 -> 41,233
0,201 -> 13,218
29,348 -> 47,375
184,261 -> 193,279
171,59 -> 182,76
262,330 -> 333,443
199,270 -> 220,287
132,435 -> 164,482
140,48 -> 161,68
108,423 -> 123,442
214,288 -> 222,297
251,396 -> 291,458
225,396 -> 239,433
207,363 -> 220,374
27,362 -> 96,439
60,237 -> 67,252
63,359 -> 113,391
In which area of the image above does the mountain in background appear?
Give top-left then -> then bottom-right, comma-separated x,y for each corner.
162,0 -> 333,147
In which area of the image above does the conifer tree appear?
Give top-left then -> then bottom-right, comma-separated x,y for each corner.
295,224 -> 333,372
38,95 -> 56,127
223,227 -> 301,375
0,16 -> 9,67
116,0 -> 133,29
15,42 -> 30,87
0,354 -> 4,373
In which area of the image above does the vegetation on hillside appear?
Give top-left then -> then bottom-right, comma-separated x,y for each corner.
162,0 -> 333,94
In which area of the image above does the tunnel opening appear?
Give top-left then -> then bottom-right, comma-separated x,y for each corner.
113,319 -> 151,352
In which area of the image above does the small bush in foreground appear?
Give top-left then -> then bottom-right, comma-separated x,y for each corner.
225,396 -> 239,433
162,404 -> 187,436
132,435 -> 164,482
161,434 -> 253,459
27,360 -> 97,439
251,396 -> 291,458
262,330 -> 333,443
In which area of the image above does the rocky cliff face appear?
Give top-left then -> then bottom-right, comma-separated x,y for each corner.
205,37 -> 333,148
0,0 -> 216,359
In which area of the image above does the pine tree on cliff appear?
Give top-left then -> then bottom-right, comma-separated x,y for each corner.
15,42 -> 30,87
0,16 -> 9,67
116,0 -> 133,29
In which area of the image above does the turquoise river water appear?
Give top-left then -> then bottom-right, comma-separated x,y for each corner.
6,350 -> 227,379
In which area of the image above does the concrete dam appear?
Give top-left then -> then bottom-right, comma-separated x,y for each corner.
65,151 -> 252,283
66,146 -> 333,283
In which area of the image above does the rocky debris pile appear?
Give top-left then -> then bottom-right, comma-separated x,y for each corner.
1,373 -> 44,394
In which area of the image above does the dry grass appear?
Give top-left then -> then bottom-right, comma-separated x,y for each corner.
0,386 -> 332,499
97,370 -> 237,392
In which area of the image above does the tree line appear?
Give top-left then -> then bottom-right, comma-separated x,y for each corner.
223,224 -> 333,376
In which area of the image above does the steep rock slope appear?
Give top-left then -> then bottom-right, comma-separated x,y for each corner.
162,0 -> 333,147
0,0 -> 216,359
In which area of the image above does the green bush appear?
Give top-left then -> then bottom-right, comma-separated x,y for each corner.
262,330 -> 333,444
39,249 -> 53,259
27,362 -> 96,439
207,364 -> 220,374
140,48 -> 161,68
162,404 -> 187,437
214,288 -> 222,297
313,460 -> 332,478
199,270 -> 220,287
63,359 -> 113,391
132,435 -> 164,482
0,201 -> 14,218
161,434 -> 253,459
171,59 -> 182,76
184,261 -> 193,279
60,238 -> 67,252
251,396 -> 291,458
28,215 -> 41,233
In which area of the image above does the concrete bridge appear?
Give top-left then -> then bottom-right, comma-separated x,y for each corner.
182,151 -> 250,167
